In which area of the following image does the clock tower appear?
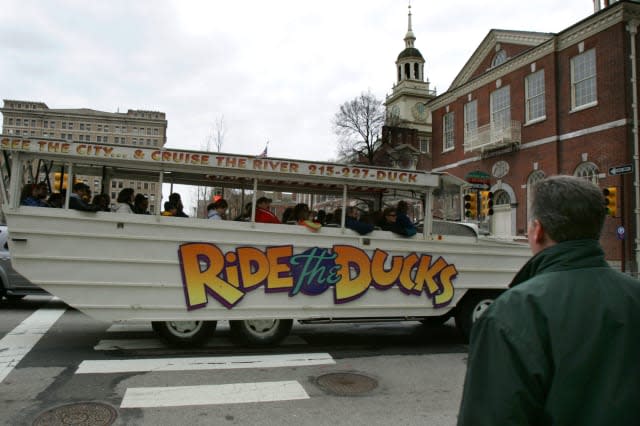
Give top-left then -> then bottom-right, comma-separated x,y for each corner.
382,4 -> 435,170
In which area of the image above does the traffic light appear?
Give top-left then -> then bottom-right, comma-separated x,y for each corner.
603,187 -> 617,217
464,192 -> 478,219
53,172 -> 68,191
480,191 -> 494,216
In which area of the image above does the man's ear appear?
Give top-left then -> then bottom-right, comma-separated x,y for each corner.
530,219 -> 545,244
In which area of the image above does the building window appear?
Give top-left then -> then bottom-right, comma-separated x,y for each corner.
62,122 -> 67,129
68,122 -> 73,130
8,118 -> 13,125
418,135 -> 430,153
491,49 -> 507,68
103,136 -> 108,143
79,135 -> 84,141
85,135 -> 90,142
115,137 -> 119,143
31,119 -> 35,127
490,85 -> 511,129
16,119 -> 21,126
50,121 -> 56,128
80,123 -> 85,130
464,100 -> 478,145
527,170 -> 546,223
526,70 -> 546,122
153,128 -> 158,136
97,136 -> 102,142
571,49 -> 597,109
104,125 -> 109,132
574,162 -> 599,185
67,133 -> 72,140
443,112 -> 455,152
493,190 -> 511,206
97,124 -> 102,132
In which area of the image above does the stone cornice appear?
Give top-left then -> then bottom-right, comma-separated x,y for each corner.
429,39 -> 556,110
450,30 -> 554,89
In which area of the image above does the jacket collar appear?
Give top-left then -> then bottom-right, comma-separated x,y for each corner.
509,239 -> 607,288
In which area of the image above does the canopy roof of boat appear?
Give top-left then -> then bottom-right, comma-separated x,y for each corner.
1,137 -> 467,196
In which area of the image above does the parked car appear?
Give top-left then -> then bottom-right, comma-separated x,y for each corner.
0,225 -> 48,300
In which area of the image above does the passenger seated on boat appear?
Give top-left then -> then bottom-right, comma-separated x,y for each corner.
91,193 -> 111,212
113,188 -> 135,214
315,209 -> 327,225
293,203 -> 321,232
378,207 -> 397,231
20,182 -> 49,207
234,202 -> 252,221
345,206 -> 374,235
207,199 -> 228,220
161,201 -> 178,216
331,208 -> 342,226
169,193 -> 189,218
133,194 -> 149,214
47,192 -> 64,208
255,197 -> 281,224
395,201 -> 417,236
282,207 -> 294,224
69,183 -> 100,212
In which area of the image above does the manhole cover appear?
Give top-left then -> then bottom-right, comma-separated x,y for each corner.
316,372 -> 378,396
33,402 -> 118,426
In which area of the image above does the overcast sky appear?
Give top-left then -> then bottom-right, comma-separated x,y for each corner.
1,0 -> 594,163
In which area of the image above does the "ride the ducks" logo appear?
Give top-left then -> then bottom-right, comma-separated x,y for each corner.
178,243 -> 457,310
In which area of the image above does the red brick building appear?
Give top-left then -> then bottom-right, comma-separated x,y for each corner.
427,1 -> 640,271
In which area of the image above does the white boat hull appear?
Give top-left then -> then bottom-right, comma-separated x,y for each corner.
4,206 -> 531,323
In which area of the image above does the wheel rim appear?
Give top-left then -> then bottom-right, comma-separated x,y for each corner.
245,319 -> 279,336
471,299 -> 494,322
166,321 -> 203,338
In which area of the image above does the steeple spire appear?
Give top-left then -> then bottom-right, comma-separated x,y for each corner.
404,3 -> 415,48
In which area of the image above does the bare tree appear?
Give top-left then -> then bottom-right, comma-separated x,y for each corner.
195,115 -> 227,217
333,91 -> 385,165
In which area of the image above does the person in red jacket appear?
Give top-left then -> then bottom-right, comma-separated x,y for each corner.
255,196 -> 281,224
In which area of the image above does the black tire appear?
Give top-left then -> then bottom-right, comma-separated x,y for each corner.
151,320 -> 217,348
229,319 -> 293,347
455,291 -> 502,343
5,295 -> 25,301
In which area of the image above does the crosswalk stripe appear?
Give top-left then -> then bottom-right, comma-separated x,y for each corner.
120,380 -> 309,408
0,306 -> 66,383
76,352 -> 335,374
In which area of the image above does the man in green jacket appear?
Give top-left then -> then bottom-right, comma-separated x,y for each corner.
458,175 -> 640,425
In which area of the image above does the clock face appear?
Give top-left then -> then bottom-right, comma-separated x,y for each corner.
412,102 -> 427,122
391,105 -> 400,117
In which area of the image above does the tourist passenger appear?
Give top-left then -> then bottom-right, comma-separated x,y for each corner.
293,203 -> 321,231
345,206 -> 374,235
282,207 -> 294,224
69,183 -> 99,211
169,193 -> 188,217
378,207 -> 397,231
47,192 -> 64,208
395,200 -> 417,236
255,197 -> 281,223
20,182 -> 49,207
161,201 -> 178,216
234,202 -> 252,221
113,188 -> 135,214
91,193 -> 111,212
133,193 -> 149,214
207,199 -> 228,220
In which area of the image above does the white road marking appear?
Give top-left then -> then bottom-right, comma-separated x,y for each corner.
94,335 -> 307,351
0,307 -> 66,383
77,352 -> 335,374
120,380 -> 309,408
